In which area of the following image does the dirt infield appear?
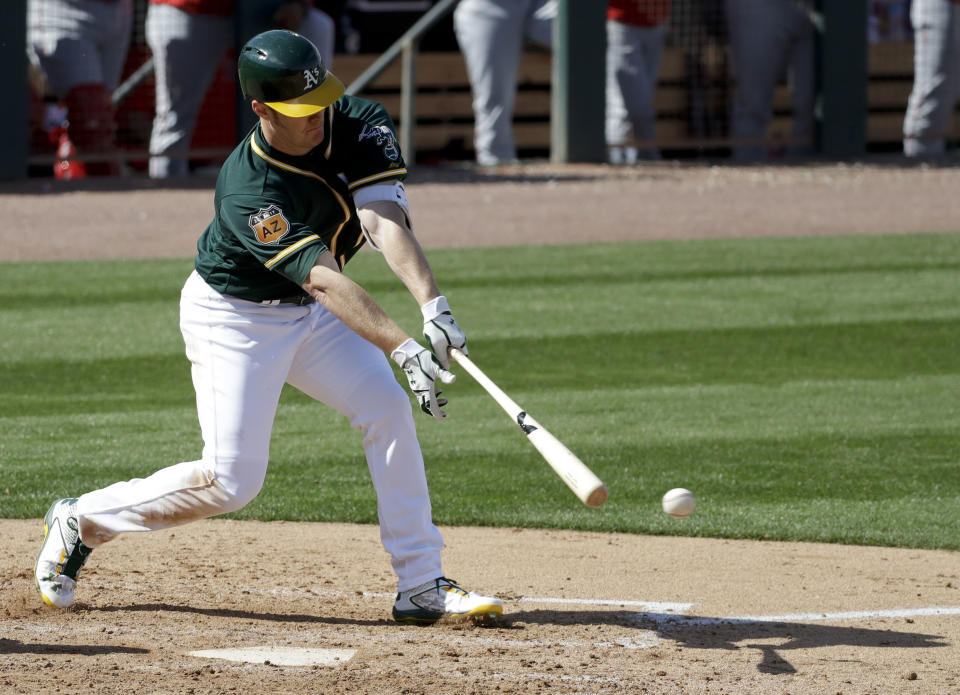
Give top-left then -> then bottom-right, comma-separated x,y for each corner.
2,161 -> 960,694
3,160 -> 960,261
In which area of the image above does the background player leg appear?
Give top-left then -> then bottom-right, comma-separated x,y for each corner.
454,0 -> 529,165
904,0 -> 960,156
146,3 -> 233,178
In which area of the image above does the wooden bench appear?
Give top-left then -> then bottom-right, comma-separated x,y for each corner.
333,41 -> 954,159
334,48 -> 692,157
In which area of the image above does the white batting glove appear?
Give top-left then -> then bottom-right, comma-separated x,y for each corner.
391,338 -> 456,420
421,295 -> 467,370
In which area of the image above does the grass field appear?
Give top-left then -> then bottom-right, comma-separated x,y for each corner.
1,233 -> 958,550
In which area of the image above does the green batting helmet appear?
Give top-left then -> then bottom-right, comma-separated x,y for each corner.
238,30 -> 345,117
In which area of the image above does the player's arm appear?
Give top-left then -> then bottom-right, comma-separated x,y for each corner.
303,249 -> 407,353
302,250 -> 454,420
357,198 -> 438,306
356,191 -> 468,369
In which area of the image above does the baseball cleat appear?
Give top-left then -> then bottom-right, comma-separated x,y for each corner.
34,498 -> 93,609
392,577 -> 503,624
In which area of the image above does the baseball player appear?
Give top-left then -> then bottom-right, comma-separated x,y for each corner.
903,0 -> 960,157
453,0 -> 556,166
34,29 -> 502,625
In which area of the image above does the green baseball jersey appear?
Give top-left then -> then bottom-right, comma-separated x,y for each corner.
194,94 -> 407,302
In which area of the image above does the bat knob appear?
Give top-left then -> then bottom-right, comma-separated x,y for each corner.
585,485 -> 609,508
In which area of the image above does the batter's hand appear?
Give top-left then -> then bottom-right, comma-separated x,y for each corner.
421,295 -> 467,370
391,339 -> 456,420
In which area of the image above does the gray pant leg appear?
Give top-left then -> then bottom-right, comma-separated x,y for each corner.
726,0 -> 814,161
146,4 -> 233,178
524,0 -> 556,47
298,8 -> 336,66
786,12 -> 815,155
454,0 -> 528,164
606,20 -> 666,155
904,0 -> 960,156
97,0 -> 134,91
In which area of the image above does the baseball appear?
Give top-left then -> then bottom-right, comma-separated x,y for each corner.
662,488 -> 696,518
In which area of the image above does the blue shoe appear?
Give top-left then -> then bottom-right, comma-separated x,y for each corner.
34,498 -> 92,608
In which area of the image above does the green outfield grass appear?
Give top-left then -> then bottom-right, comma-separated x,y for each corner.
2,233 -> 959,549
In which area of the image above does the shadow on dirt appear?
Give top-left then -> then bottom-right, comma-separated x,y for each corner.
507,609 -> 947,675
0,637 -> 149,656
89,602 -> 392,627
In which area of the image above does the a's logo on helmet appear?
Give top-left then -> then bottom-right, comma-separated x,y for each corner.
248,204 -> 290,244
359,124 -> 400,161
303,67 -> 321,91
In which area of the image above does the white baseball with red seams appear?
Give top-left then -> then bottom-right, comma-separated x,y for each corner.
662,488 -> 696,518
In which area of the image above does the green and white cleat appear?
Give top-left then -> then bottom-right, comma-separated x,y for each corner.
34,498 -> 93,609
392,577 -> 502,624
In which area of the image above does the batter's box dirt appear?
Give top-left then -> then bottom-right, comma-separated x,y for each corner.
2,519 -> 960,694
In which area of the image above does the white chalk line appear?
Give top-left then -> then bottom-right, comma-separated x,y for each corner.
656,605 -> 960,626
257,586 -> 693,612
257,587 -> 960,625
516,596 -> 692,612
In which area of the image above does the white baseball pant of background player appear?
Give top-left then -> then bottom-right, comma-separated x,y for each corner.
453,0 -> 556,166
903,0 -> 960,157
146,2 -> 234,179
724,0 -> 815,161
27,0 -> 133,97
75,270 -> 445,590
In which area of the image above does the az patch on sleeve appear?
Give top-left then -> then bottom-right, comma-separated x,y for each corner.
248,204 -> 290,244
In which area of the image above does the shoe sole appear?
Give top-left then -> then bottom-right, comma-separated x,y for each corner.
465,604 -> 503,626
34,499 -> 78,609
35,505 -> 61,608
393,603 -> 503,625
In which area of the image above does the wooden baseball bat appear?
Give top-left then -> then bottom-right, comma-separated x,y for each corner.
449,348 -> 608,508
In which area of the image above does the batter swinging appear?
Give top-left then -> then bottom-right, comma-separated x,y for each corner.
34,30 -> 502,624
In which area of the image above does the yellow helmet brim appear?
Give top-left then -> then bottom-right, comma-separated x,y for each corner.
265,71 -> 345,117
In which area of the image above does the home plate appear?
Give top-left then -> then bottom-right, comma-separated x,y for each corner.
188,647 -> 356,666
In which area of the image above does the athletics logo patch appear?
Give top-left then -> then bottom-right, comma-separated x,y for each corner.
358,123 -> 400,161
248,205 -> 290,244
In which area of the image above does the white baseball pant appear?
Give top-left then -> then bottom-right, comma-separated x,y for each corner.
76,271 -> 445,591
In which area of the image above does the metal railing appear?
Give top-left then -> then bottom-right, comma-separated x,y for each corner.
345,0 -> 461,162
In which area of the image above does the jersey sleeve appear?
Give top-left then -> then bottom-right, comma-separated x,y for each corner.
336,98 -> 408,193
218,193 -> 328,286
